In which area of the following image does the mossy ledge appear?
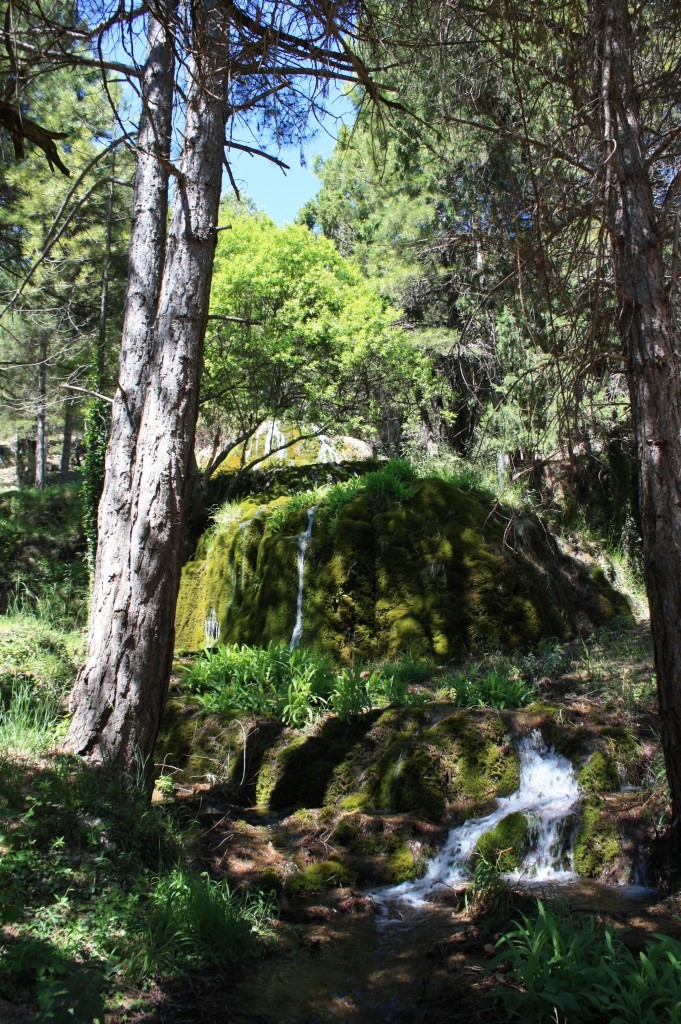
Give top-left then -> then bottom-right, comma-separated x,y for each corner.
175,476 -> 631,660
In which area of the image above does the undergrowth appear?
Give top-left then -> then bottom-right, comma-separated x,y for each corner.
0,749 -> 275,1022
180,641 -> 428,724
490,900 -> 681,1023
0,483 -> 88,627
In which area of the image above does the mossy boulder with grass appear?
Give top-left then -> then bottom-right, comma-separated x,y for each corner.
573,796 -> 621,877
474,812 -> 531,872
287,859 -> 356,897
247,706 -> 520,821
176,467 -> 631,661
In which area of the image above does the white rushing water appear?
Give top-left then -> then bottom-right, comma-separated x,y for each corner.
318,435 -> 342,464
290,507 -> 316,650
381,730 -> 581,908
245,419 -> 288,463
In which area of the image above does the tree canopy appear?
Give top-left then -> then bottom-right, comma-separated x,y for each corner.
200,205 -> 427,481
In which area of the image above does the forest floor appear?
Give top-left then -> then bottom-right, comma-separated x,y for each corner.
1,482 -> 680,1023
107,623 -> 681,1024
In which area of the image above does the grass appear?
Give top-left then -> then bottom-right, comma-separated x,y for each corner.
490,899 -> 681,1023
0,746 -> 276,1021
0,481 -> 276,1020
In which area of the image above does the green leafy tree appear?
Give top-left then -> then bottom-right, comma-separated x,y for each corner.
199,204 -> 427,486
0,64 -> 130,487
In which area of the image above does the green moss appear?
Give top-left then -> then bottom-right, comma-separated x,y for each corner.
386,845 -> 416,883
435,715 -> 520,803
177,474 -> 629,661
287,859 -> 356,897
365,734 -> 447,821
155,699 -> 243,782
339,793 -> 369,812
573,797 -> 621,877
255,735 -> 307,808
578,751 -> 620,793
474,812 -> 530,872
600,725 -> 640,772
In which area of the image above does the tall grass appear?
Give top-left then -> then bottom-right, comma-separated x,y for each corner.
181,642 -> 428,724
0,680 -> 66,754
490,900 -> 681,1023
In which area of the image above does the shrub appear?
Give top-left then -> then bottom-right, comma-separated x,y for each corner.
490,900 -> 681,1023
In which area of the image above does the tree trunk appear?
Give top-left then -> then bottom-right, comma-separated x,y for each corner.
35,336 -> 47,489
60,402 -> 73,480
65,8 -> 228,779
96,2 -> 174,520
595,0 -> 681,827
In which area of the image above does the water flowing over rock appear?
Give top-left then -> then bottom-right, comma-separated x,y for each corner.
290,508 -> 316,649
380,730 -> 581,907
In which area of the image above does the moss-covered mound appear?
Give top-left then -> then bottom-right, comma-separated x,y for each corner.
176,472 -> 630,660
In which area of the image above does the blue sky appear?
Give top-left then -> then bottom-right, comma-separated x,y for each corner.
224,87 -> 355,224
225,130 -> 336,225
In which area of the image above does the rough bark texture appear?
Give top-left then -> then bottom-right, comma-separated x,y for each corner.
59,402 -> 73,480
101,2 -> 174,513
595,0 -> 681,825
65,5 -> 228,777
35,336 -> 47,489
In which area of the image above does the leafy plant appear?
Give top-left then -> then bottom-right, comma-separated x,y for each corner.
445,667 -> 537,709
182,642 -> 426,725
490,900 -> 681,1023
330,665 -> 373,721
465,851 -> 513,916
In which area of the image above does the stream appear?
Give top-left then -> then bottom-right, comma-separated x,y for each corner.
231,731 -> 660,1024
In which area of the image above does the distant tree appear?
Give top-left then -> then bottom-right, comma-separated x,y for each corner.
0,65 -> 130,488
198,205 -> 425,489
360,0 -> 681,829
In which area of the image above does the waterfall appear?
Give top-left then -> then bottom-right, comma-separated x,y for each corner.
204,607 -> 220,645
381,731 -> 581,907
245,419 -> 288,464
318,434 -> 341,464
290,507 -> 316,650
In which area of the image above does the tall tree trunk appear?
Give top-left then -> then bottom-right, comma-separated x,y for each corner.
96,1 -> 175,520
35,336 -> 47,489
96,126 -> 116,394
595,0 -> 681,827
60,402 -> 73,480
65,7 -> 228,778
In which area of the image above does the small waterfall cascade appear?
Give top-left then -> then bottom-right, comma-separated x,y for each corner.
246,419 -> 288,463
290,507 -> 316,650
318,434 -> 342,464
382,731 -> 581,908
204,607 -> 220,645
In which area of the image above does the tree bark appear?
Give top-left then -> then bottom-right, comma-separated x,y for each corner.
99,1 -> 175,513
594,0 -> 681,826
35,336 -> 47,489
59,401 -> 73,480
65,5 -> 228,778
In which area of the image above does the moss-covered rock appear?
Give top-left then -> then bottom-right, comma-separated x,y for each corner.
573,797 -> 621,877
385,845 -> 417,883
287,859 -> 356,897
578,752 -> 620,793
176,474 -> 631,660
474,812 -> 530,872
247,707 -> 520,823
